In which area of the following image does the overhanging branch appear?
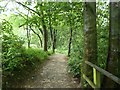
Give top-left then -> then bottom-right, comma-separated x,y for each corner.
16,1 -> 40,16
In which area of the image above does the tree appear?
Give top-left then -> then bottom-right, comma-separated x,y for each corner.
103,1 -> 120,88
81,1 -> 97,88
39,3 -> 48,51
47,2 -> 57,53
17,11 -> 43,48
68,22 -> 73,57
68,3 -> 73,57
26,10 -> 31,48
52,29 -> 57,53
16,1 -> 48,51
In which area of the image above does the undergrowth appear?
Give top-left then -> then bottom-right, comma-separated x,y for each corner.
2,47 -> 49,87
1,20 -> 52,87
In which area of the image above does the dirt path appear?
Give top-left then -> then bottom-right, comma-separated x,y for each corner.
12,54 -> 79,88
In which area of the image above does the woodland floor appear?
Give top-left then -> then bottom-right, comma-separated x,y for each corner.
10,54 -> 80,88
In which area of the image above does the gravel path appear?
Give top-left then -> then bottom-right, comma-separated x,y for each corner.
11,54 -> 79,88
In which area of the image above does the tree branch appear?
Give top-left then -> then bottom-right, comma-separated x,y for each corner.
29,25 -> 43,47
16,1 -> 40,16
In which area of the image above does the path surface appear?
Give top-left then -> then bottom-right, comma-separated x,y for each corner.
12,54 -> 79,88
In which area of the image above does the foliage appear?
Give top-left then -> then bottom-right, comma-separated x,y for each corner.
68,2 -> 109,77
67,3 -> 83,77
1,1 -> 111,87
97,2 -> 109,69
2,20 -> 24,72
68,49 -> 82,77
1,20 -> 48,83
68,28 -> 83,77
21,48 -> 48,66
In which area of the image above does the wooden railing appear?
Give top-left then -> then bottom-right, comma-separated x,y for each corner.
82,61 -> 120,88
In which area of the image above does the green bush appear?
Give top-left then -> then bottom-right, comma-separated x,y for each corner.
2,47 -> 48,73
2,20 -> 25,72
68,27 -> 83,78
2,20 -> 48,75
68,45 -> 83,77
68,58 -> 81,77
21,48 -> 48,66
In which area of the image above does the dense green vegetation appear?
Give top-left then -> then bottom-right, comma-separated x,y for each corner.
0,0 -> 120,88
68,2 -> 109,78
1,19 -> 49,87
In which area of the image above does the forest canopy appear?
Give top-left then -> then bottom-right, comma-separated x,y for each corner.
0,0 -> 120,88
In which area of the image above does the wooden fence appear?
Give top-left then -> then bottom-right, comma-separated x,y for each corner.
82,61 -> 120,88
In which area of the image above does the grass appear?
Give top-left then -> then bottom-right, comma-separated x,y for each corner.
2,47 -> 50,88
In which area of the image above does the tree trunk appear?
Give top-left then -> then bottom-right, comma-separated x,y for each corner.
27,27 -> 30,48
53,29 -> 57,53
27,10 -> 30,48
103,2 -> 120,88
48,5 -> 53,47
68,3 -> 73,57
81,1 -> 97,88
43,22 -> 48,51
68,25 -> 73,57
40,3 -> 48,51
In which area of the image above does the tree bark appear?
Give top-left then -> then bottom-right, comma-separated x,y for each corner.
43,20 -> 48,51
40,3 -> 48,51
103,2 -> 120,88
81,1 -> 97,88
27,10 -> 30,48
52,29 -> 57,53
68,25 -> 73,57
48,4 -> 53,46
26,27 -> 30,48
68,3 -> 73,57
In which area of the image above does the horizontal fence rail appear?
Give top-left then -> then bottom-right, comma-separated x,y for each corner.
85,61 -> 120,85
82,60 -> 120,89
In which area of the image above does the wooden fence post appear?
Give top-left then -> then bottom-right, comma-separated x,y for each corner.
93,68 -> 101,88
